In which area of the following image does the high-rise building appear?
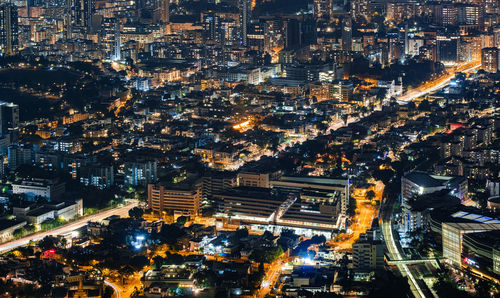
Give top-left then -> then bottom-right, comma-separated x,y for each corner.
481,47 -> 499,72
159,0 -> 170,23
441,4 -> 458,26
124,159 -> 157,187
352,238 -> 385,271
313,0 -> 332,21
404,23 -> 409,56
73,0 -> 95,29
79,164 -> 114,189
285,18 -> 302,50
0,102 -> 19,141
0,3 -> 18,56
239,0 -> 250,46
65,0 -> 72,39
301,15 -> 317,47
351,0 -> 370,23
338,80 -> 353,102
342,17 -> 352,52
8,144 -> 32,170
113,21 -> 121,61
437,35 -> 459,66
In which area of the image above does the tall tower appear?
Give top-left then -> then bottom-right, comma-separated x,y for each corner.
0,102 -> 19,142
0,3 -> 18,56
481,47 -> 499,73
113,21 -> 121,61
160,0 -> 170,23
85,0 -> 94,30
342,17 -> 352,52
74,0 -> 94,30
404,22 -> 409,56
239,0 -> 250,46
65,0 -> 72,39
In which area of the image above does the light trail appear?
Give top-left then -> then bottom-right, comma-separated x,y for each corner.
383,219 -> 426,298
0,201 -> 138,254
105,280 -> 121,298
397,61 -> 481,104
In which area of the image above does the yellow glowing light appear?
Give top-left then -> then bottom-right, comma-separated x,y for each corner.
233,120 -> 251,130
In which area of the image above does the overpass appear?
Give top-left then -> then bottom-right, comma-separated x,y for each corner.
387,258 -> 441,267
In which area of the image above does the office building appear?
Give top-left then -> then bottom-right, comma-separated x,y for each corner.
159,0 -> 170,23
216,187 -> 285,223
437,35 -> 459,66
7,144 -> 32,170
202,171 -> 237,201
0,219 -> 27,243
13,199 -> 83,226
73,0 -> 95,29
401,171 -> 468,202
112,21 -> 121,61
313,0 -> 332,20
442,216 -> 500,265
270,176 -> 350,216
342,17 -> 352,52
148,181 -> 203,217
0,101 -> 19,140
285,18 -> 301,50
402,190 -> 460,233
237,170 -> 281,188
0,3 -> 18,55
12,178 -> 66,200
338,80 -> 354,102
214,183 -> 347,239
239,0 -> 250,46
481,47 -> 499,73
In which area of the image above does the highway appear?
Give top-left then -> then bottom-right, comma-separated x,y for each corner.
381,205 -> 425,298
0,201 -> 139,254
397,61 -> 481,104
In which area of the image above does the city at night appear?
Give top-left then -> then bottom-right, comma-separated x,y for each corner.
0,0 -> 499,297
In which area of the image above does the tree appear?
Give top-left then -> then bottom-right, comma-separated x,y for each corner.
366,190 -> 376,201
418,99 -> 431,111
249,246 -> 284,263
13,227 -> 26,238
310,235 -> 326,245
376,88 -> 387,100
176,216 -> 188,225
372,168 -> 395,185
128,207 -> 144,220
129,255 -> 148,271
153,256 -> 164,269
38,236 -> 58,251
235,228 -> 249,239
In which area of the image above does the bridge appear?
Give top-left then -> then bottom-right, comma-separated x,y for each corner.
387,258 -> 441,267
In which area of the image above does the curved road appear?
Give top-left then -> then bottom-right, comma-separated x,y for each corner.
0,201 -> 139,254
104,280 -> 121,298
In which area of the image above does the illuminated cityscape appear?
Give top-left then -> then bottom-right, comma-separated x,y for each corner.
0,0 -> 499,297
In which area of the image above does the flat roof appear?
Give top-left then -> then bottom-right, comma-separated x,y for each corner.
277,176 -> 349,188
451,211 -> 500,224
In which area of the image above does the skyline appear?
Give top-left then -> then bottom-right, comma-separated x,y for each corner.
0,0 -> 499,297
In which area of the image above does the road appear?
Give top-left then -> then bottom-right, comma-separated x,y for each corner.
256,257 -> 291,298
104,280 -> 121,298
381,197 -> 425,298
0,201 -> 139,254
397,61 -> 481,104
105,271 -> 142,298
